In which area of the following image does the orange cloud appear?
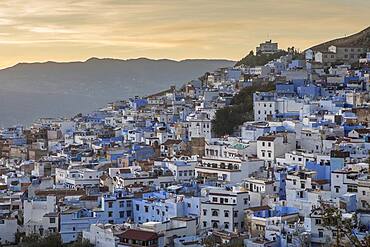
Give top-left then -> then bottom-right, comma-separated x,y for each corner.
0,0 -> 368,68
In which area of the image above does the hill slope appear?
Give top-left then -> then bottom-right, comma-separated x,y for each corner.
310,26 -> 370,51
0,57 -> 234,126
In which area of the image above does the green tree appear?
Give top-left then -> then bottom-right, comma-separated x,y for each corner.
19,233 -> 63,247
212,82 -> 275,137
235,50 -> 288,67
321,202 -> 370,247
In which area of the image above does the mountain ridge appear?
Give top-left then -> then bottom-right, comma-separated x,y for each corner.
3,57 -> 235,71
0,57 -> 235,126
309,26 -> 370,51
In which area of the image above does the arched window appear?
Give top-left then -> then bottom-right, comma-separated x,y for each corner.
212,210 -> 218,217
212,222 -> 218,228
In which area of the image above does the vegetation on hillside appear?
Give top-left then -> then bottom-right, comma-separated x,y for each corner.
212,82 -> 275,137
235,47 -> 303,67
235,50 -> 287,67
17,233 -> 93,247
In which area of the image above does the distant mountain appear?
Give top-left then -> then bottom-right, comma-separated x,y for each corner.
310,26 -> 370,51
0,57 -> 234,126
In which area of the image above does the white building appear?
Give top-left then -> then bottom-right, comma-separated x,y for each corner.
186,112 -> 212,140
357,178 -> 370,211
196,156 -> 264,184
0,217 -> 18,245
200,187 -> 260,232
55,168 -> 101,189
83,223 -> 122,247
257,133 -> 296,163
23,196 -> 58,236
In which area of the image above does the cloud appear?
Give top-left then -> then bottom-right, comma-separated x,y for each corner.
0,0 -> 368,68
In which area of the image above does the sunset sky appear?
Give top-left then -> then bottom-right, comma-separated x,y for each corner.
0,0 -> 369,68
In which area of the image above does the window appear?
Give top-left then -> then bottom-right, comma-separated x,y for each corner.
144,206 -> 149,212
203,209 -> 207,216
49,218 -> 56,224
212,210 -> 218,217
108,211 -> 113,217
119,201 -> 125,208
203,221 -> 207,227
268,142 -> 271,147
262,142 -> 265,147
233,211 -> 238,217
212,197 -> 218,202
319,231 -> 324,238
224,222 -> 229,229
136,205 -> 140,211
119,211 -> 124,218
363,191 -> 366,196
108,202 -> 113,208
126,210 -> 132,217
244,198 -> 248,205
224,210 -> 229,217
127,201 -> 132,207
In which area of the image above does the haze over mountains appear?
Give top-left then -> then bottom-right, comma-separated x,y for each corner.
0,58 -> 234,127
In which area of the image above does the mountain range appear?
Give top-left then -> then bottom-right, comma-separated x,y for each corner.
0,58 -> 234,126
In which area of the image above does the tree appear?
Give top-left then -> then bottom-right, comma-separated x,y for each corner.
212,82 -> 275,137
321,202 -> 370,247
19,233 -> 63,247
235,50 -> 289,67
67,238 -> 93,247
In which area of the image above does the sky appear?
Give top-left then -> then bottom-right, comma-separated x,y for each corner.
0,0 -> 369,68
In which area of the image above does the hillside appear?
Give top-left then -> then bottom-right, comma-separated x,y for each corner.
0,58 -> 234,126
310,26 -> 370,51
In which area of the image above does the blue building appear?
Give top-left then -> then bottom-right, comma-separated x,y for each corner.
297,84 -> 321,98
99,189 -> 134,224
133,191 -> 200,224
